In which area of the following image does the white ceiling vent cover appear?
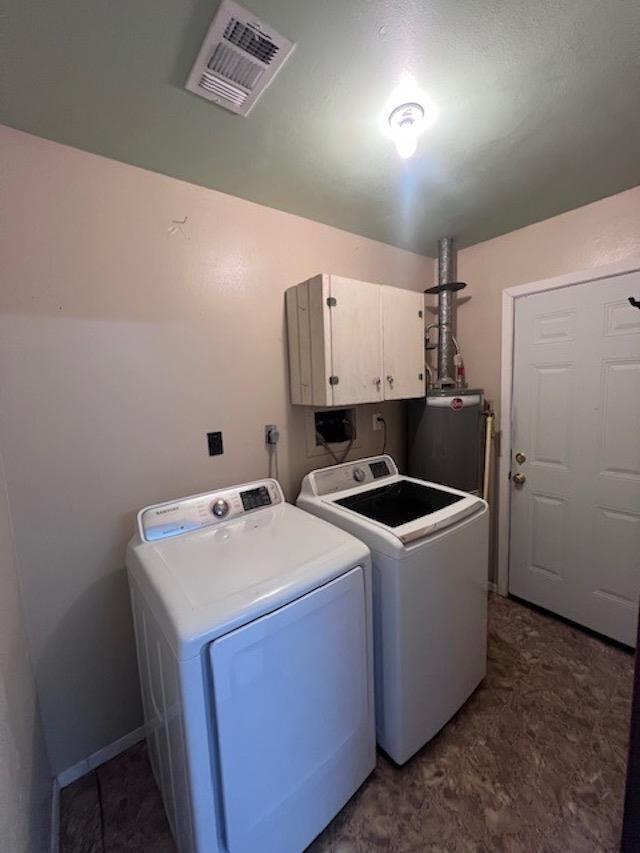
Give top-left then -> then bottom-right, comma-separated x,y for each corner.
185,0 -> 295,116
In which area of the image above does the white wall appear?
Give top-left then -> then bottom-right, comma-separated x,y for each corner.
0,126 -> 433,775
456,185 -> 640,412
0,443 -> 52,852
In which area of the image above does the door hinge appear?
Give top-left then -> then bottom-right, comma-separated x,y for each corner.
326,297 -> 337,307
329,375 -> 339,385
418,372 -> 424,381
418,309 -> 423,318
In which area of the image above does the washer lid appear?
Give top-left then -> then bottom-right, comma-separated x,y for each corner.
326,479 -> 483,546
126,500 -> 368,660
299,457 -> 486,550
334,479 -> 465,528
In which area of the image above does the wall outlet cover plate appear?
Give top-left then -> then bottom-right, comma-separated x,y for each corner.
207,431 -> 224,456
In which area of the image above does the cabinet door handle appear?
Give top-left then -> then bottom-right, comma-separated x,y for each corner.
387,375 -> 394,386
374,377 -> 381,388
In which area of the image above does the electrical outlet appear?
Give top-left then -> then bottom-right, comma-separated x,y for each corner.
207,431 -> 224,456
372,412 -> 383,431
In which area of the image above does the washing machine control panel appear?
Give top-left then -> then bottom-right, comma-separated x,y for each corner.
311,456 -> 398,496
138,480 -> 283,541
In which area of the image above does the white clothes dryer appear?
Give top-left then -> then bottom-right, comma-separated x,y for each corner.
298,456 -> 488,765
126,478 -> 375,853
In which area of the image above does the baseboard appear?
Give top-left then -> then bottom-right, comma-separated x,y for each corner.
50,778 -> 60,853
487,581 -> 498,593
57,725 -> 145,789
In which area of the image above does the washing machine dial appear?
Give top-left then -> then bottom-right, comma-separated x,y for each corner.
353,467 -> 366,483
212,498 -> 229,518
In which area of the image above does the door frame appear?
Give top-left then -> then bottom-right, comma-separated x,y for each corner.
497,255 -> 640,596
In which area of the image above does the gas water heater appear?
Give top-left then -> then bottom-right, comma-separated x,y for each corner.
407,237 -> 487,494
408,389 -> 486,494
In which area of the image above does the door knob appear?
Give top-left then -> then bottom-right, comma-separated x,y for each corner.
513,472 -> 526,486
515,452 -> 526,464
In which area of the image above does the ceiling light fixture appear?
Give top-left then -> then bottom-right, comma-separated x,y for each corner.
388,102 -> 425,159
380,75 -> 437,160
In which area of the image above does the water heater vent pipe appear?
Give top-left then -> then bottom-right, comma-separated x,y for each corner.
424,236 -> 467,387
437,237 -> 454,384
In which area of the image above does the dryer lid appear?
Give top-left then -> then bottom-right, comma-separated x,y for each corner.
127,499 -> 369,659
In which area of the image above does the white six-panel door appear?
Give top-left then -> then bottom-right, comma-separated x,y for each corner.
509,272 -> 640,645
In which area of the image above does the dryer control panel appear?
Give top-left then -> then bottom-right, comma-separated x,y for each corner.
310,455 -> 399,496
138,480 -> 284,542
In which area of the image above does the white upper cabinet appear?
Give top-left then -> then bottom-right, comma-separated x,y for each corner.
286,274 -> 425,407
380,285 -> 425,401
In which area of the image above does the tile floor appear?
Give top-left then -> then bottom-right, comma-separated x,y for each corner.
60,594 -> 634,852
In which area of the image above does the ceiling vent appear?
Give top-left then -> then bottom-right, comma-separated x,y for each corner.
185,0 -> 295,116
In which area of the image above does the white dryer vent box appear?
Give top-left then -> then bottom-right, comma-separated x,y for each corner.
185,0 -> 295,116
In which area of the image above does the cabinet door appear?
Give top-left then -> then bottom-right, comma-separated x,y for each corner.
286,276 -> 333,407
329,276 -> 383,406
381,286 -> 425,400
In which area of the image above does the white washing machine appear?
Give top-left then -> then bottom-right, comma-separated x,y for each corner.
126,478 -> 375,853
298,455 -> 488,766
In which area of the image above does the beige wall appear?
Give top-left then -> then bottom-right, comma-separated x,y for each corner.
6,121 -> 637,779
0,126 -> 433,774
455,185 -> 640,412
0,443 -> 52,852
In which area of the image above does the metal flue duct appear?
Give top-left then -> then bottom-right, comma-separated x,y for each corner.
437,236 -> 455,384
424,236 -> 467,387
